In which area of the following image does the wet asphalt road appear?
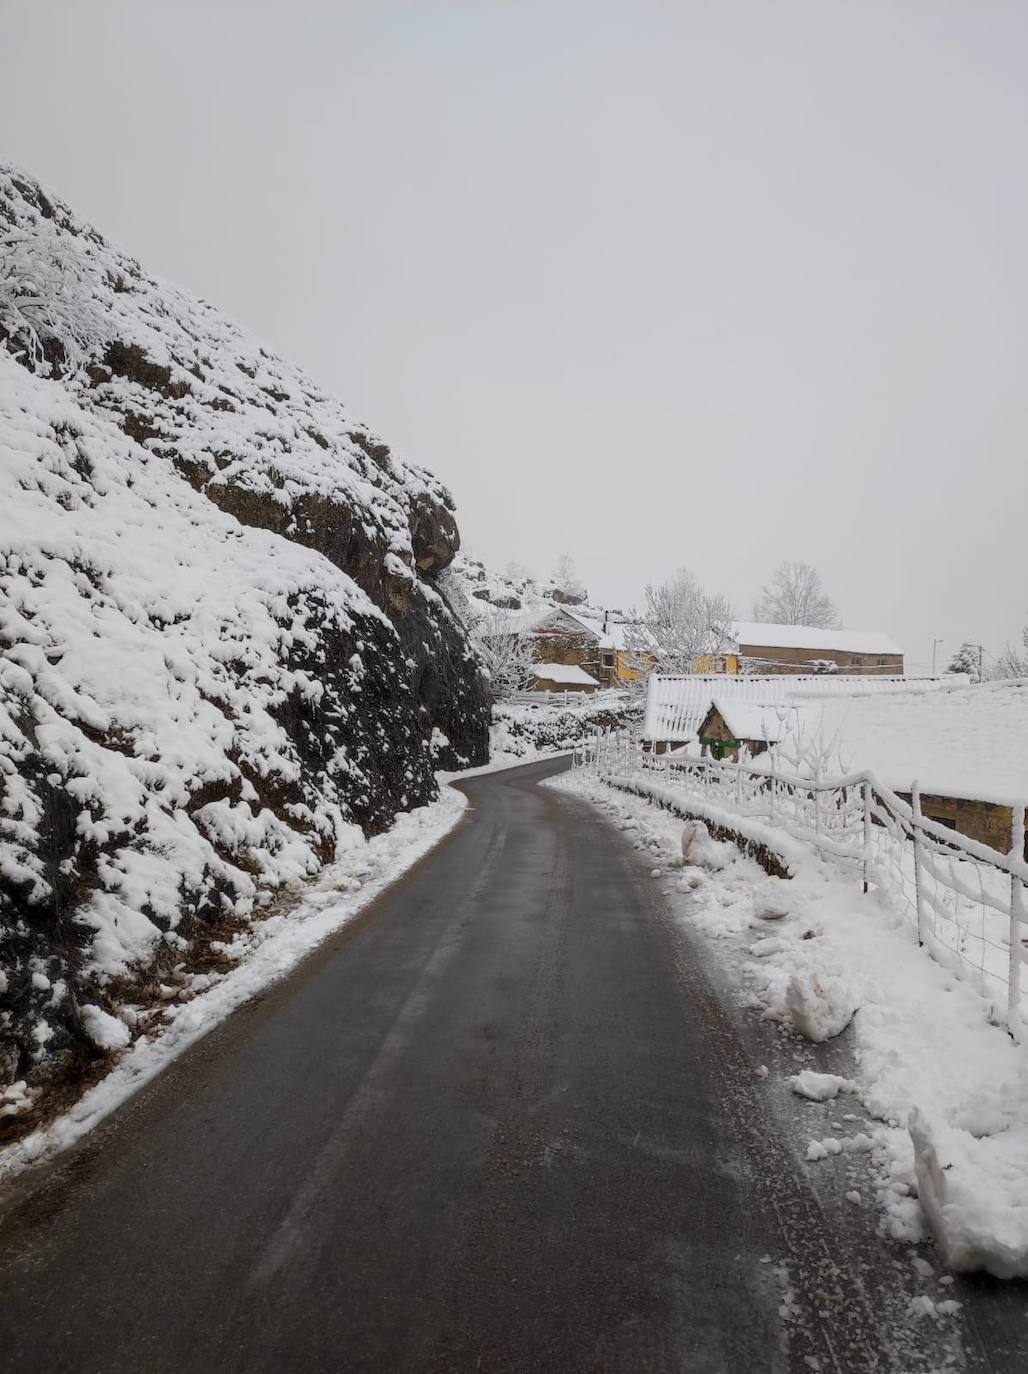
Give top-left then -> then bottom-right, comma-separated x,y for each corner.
0,758 -> 960,1372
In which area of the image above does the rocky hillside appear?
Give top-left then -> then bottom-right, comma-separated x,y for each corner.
0,167 -> 489,1096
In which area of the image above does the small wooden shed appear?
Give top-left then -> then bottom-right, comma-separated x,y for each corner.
697,699 -> 794,761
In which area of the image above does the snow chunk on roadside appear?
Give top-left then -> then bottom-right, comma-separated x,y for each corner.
909,1107 -> 1028,1278
790,1070 -> 857,1102
785,969 -> 857,1042
79,1005 -> 130,1051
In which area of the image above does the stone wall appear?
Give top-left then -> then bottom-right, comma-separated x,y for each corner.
739,644 -> 903,675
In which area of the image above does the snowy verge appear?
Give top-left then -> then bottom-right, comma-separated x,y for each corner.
550,768 -> 1028,1280
0,783 -> 467,1183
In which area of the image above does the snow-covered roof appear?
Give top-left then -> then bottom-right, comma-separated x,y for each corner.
732,622 -> 901,656
531,663 -> 599,686
560,611 -> 652,652
814,681 -> 1028,806
704,699 -> 797,743
643,673 -> 964,742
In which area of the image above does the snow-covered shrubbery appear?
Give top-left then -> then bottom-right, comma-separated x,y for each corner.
0,166 -> 489,1099
491,696 -> 643,761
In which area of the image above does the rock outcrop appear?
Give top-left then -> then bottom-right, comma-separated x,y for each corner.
0,167 -> 489,1096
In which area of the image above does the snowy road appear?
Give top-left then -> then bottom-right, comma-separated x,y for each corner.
0,758 -> 1018,1371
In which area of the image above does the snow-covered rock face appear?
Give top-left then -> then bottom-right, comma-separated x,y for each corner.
0,167 -> 489,1090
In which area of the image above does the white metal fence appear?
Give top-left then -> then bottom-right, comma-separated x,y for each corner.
576,729 -> 1028,1038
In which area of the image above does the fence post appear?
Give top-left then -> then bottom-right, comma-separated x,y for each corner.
814,762 -> 822,840
862,778 -> 872,894
1008,804 -> 1025,1040
911,781 -> 929,946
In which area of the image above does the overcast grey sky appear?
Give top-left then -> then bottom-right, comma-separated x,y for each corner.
3,0 -> 1026,670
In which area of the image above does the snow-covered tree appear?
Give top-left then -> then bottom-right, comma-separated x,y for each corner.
467,610 -> 536,699
989,626 -> 1028,680
753,561 -> 840,629
551,553 -> 587,604
640,567 -> 734,674
947,642 -> 982,680
0,224 -> 104,378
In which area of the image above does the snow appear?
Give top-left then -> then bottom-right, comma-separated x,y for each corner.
0,781 -> 467,1182
643,672 -> 960,743
79,1004 -> 131,1050
553,766 -> 1028,1280
909,1108 -> 1028,1279
530,663 -> 599,686
785,969 -> 858,1042
732,622 -> 901,656
814,680 -> 1028,806
0,351 -> 384,976
790,1070 -> 857,1102
1,164 -> 487,1096
706,699 -> 798,743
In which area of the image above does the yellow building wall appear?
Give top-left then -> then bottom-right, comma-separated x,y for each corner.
613,649 -> 654,682
693,653 -> 740,675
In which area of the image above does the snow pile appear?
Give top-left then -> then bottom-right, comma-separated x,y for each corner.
554,768 -> 1028,1279
909,1109 -> 1028,1279
0,165 -> 488,1097
784,969 -> 858,1043
789,1070 -> 857,1101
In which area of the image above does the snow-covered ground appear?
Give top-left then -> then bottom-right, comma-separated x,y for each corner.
0,782 -> 467,1181
552,768 -> 1028,1282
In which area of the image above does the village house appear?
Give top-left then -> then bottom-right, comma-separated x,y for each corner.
697,622 -> 903,676
526,608 -> 654,688
813,681 -> 1028,858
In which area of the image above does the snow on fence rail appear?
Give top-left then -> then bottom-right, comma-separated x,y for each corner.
576,729 -> 1028,1037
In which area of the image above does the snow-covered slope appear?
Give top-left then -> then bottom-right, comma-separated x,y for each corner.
0,167 -> 489,1093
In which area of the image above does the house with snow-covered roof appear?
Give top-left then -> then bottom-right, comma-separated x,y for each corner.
696,699 -> 800,761
698,622 -> 903,676
520,607 -> 654,688
813,680 -> 1028,855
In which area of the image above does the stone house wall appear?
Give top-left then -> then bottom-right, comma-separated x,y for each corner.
738,644 -> 904,675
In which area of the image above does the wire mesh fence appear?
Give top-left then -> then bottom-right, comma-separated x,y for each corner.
575,729 -> 1028,1037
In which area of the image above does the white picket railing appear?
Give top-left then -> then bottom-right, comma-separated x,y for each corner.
575,729 -> 1028,1038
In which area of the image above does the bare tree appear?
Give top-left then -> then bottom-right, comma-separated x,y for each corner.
550,553 -> 587,604
640,568 -> 735,674
467,610 -> 536,699
753,561 -> 840,629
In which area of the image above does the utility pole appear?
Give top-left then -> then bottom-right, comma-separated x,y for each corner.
931,638 -> 943,675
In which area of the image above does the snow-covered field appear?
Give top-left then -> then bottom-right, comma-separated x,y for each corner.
552,768 -> 1028,1282
0,781 -> 467,1181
